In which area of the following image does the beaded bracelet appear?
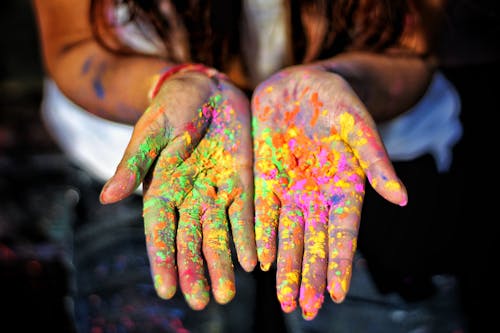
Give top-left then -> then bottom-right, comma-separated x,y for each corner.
148,63 -> 228,100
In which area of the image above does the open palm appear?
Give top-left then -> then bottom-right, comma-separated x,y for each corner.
252,66 -> 407,320
101,72 -> 256,310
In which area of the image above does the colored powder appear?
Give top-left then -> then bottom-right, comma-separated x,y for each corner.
141,91 -> 250,301
253,81 -> 372,318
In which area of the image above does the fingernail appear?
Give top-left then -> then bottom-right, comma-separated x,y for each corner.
157,284 -> 177,300
184,281 -> 210,311
100,181 -> 123,204
214,278 -> 236,305
328,278 -> 348,303
99,180 -> 114,204
399,185 -> 408,207
99,171 -> 136,204
383,179 -> 408,206
280,299 -> 297,313
186,298 -> 209,311
301,308 -> 317,321
299,286 -> 324,320
260,262 -> 271,271
153,274 -> 176,299
241,257 -> 257,272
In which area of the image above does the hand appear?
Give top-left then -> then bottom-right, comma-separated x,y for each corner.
100,71 -> 256,309
251,66 -> 407,320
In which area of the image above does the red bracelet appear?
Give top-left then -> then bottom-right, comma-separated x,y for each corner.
149,63 -> 227,100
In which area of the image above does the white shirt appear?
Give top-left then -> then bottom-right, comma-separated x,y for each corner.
41,1 -> 462,185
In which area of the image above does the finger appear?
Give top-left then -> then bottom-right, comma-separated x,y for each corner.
329,104 -> 407,206
142,196 -> 178,299
144,138 -> 200,205
177,196 -> 209,310
201,191 -> 236,305
254,176 -> 280,271
326,211 -> 359,304
276,203 -> 304,313
252,98 -> 281,270
100,104 -> 209,204
227,168 -> 257,273
324,152 -> 365,304
221,87 -> 257,272
299,194 -> 328,321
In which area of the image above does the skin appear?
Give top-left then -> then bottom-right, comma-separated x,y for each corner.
34,0 -> 257,309
100,72 -> 256,309
32,0 -> 440,317
32,0 -> 169,124
32,0 -> 258,311
252,66 -> 408,320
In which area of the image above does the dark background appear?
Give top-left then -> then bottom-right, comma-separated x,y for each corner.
0,1 -> 77,332
1,1 -> 499,333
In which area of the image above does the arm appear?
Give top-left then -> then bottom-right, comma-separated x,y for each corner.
32,0 -> 257,310
314,0 -> 446,122
252,0 -> 447,319
32,0 -> 170,124
316,51 -> 436,122
252,67 -> 408,320
252,55 -> 431,318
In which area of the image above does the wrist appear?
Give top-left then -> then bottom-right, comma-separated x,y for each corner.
148,63 -> 227,101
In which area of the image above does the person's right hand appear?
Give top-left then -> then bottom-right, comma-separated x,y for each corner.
100,68 -> 256,310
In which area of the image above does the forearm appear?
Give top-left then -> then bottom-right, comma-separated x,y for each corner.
48,41 -> 170,124
32,0 -> 172,125
315,52 -> 436,122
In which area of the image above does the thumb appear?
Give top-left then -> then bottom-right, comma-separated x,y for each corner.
100,104 -> 211,204
335,110 -> 408,206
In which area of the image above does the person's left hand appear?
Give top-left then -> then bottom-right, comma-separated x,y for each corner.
251,65 -> 408,320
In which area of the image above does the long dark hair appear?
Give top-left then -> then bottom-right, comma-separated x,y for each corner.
90,0 -> 411,69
